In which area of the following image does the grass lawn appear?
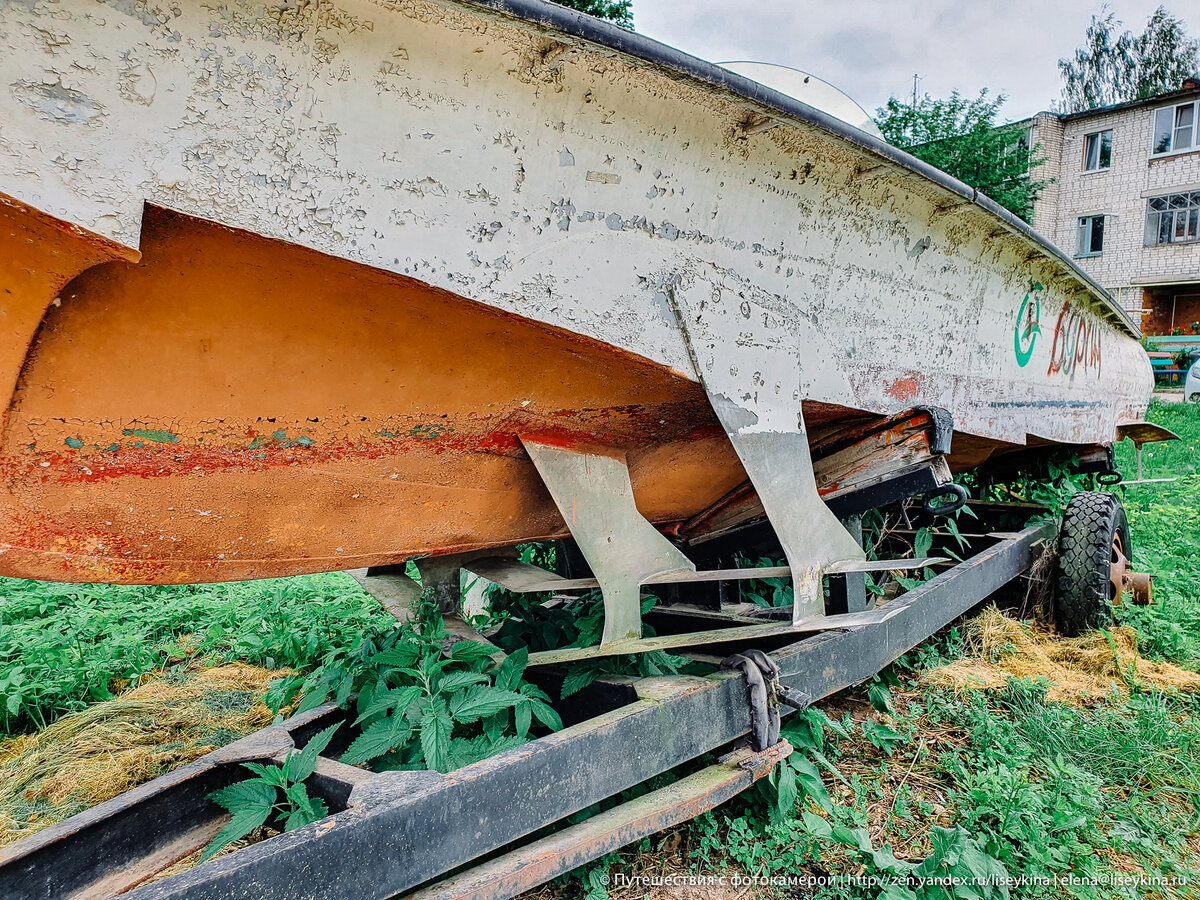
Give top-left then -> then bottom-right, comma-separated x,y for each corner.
0,572 -> 390,734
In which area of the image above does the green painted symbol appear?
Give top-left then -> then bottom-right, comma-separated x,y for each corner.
122,428 -> 179,444
1014,282 -> 1043,367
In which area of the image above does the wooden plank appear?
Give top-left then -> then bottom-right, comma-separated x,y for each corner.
463,557 -> 570,592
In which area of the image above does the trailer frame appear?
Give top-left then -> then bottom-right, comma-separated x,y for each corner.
0,514 -> 1053,900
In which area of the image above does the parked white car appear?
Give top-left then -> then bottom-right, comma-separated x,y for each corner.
1187,357 -> 1200,403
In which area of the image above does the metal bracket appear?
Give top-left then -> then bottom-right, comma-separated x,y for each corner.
349,560 -> 506,659
411,550 -> 506,616
519,439 -> 695,645
828,515 -> 869,615
663,290 -> 864,625
346,567 -> 420,622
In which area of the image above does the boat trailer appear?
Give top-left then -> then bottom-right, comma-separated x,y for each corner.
0,507 -> 1058,900
0,0 -> 1169,893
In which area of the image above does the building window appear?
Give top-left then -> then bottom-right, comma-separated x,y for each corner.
1002,127 -> 1032,157
1076,215 -> 1105,257
1152,100 -> 1198,156
1146,192 -> 1200,245
1083,129 -> 1112,171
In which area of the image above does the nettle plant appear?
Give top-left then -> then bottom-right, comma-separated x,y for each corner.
747,685 -> 1009,900
203,722 -> 340,862
487,586 -> 697,697
204,608 -> 562,859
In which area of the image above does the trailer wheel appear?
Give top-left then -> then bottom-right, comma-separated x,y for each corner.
1053,492 -> 1130,636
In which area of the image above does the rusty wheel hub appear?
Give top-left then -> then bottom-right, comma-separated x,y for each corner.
1110,532 -> 1153,605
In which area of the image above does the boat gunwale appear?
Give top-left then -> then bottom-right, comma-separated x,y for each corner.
460,0 -> 1141,339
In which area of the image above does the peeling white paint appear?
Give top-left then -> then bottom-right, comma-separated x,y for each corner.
0,0 -> 1151,450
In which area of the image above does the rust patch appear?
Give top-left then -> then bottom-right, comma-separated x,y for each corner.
885,374 -> 922,402
0,206 -> 747,583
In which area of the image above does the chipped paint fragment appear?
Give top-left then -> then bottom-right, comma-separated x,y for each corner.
122,428 -> 178,443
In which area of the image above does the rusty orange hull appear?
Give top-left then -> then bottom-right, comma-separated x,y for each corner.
2,201 -> 757,582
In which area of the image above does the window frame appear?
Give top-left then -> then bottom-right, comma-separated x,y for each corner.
1082,128 -> 1113,172
1076,214 -> 1106,258
1151,99 -> 1200,157
1145,192 -> 1200,246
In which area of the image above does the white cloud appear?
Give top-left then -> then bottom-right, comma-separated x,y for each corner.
630,0 -> 1199,122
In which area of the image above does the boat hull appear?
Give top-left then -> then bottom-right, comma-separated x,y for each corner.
0,0 -> 1152,583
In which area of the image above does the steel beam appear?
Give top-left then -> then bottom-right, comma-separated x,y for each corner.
408,743 -> 792,900
466,556 -> 945,594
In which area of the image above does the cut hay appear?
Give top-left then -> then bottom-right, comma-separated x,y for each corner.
923,606 -> 1200,702
0,662 -> 281,847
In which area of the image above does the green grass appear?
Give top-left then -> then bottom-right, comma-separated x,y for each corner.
0,573 -> 390,734
1113,402 -> 1200,667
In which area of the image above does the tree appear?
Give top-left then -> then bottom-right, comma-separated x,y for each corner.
551,0 -> 632,28
875,90 -> 1049,223
1059,5 -> 1199,113
1134,7 -> 1199,99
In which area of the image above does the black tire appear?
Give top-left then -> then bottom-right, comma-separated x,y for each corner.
1053,492 -> 1130,637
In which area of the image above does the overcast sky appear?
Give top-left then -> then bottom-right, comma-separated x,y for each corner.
630,1 -> 1199,123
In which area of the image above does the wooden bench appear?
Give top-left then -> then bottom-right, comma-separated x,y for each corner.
1149,352 -> 1186,385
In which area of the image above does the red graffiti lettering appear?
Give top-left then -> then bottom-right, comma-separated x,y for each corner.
1047,301 -> 1102,379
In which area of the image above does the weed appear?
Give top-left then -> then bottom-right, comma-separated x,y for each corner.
200,602 -> 566,864
201,721 -> 340,861
1113,401 -> 1200,667
268,604 -> 561,773
0,573 -> 390,735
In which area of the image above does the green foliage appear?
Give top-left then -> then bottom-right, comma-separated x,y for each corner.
757,709 -> 843,823
202,721 -> 341,861
0,573 -> 391,735
1059,6 -> 1200,113
715,667 -> 1200,899
955,758 -> 1103,876
923,679 -> 1200,895
980,450 -> 1091,514
875,89 -> 1048,222
550,0 -> 632,28
268,607 -> 561,773
735,556 -> 793,608
1113,401 -> 1200,665
720,704 -> 1012,900
486,585 -> 700,697
189,586 -> 569,862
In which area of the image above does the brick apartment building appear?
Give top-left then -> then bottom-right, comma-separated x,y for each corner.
1019,80 -> 1200,336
